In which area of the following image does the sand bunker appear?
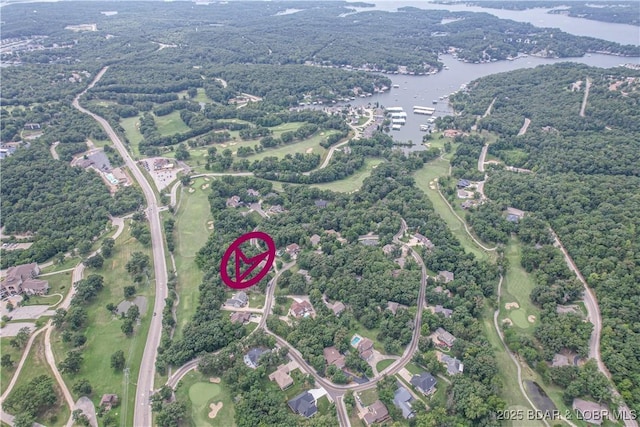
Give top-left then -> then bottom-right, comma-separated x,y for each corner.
208,402 -> 223,419
201,183 -> 210,190
204,177 -> 210,181
207,221 -> 214,230
209,377 -> 220,383
505,302 -> 520,310
502,318 -> 513,326
220,144 -> 228,148
306,148 -> 313,153
528,315 -> 536,323
188,188 -> 195,193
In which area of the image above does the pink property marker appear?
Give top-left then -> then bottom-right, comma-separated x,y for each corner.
220,231 -> 276,290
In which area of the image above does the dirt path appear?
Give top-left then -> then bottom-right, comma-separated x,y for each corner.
483,97 -> 497,118
50,142 -> 60,160
579,77 -> 591,117
517,118 -> 531,136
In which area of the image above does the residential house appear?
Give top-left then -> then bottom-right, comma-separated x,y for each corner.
461,200 -> 478,210
285,243 -> 301,258
100,394 -> 118,410
230,311 -> 251,324
444,129 -> 463,138
226,195 -> 241,208
323,346 -> 346,369
434,305 -> 453,318
1,263 -> 49,298
358,338 -> 375,361
382,244 -> 396,255
387,301 -> 407,315
267,205 -> 284,214
506,207 -> 525,220
331,301 -> 346,316
268,365 -> 294,390
435,328 -> 457,348
433,286 -> 453,298
290,300 -> 314,318
572,398 -> 609,426
393,386 -> 415,419
411,372 -> 437,396
506,214 -> 521,223
225,291 -> 248,308
23,123 -> 41,130
551,353 -> 571,367
310,234 -> 321,247
456,179 -> 470,188
247,188 -> 260,197
288,391 -> 317,418
363,400 -> 390,426
437,271 -> 455,283
414,234 -> 435,251
457,189 -> 472,199
441,354 -> 464,375
244,347 -> 269,369
314,199 -> 328,208
297,269 -> 312,283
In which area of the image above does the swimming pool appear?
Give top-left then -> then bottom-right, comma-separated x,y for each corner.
351,335 -> 361,346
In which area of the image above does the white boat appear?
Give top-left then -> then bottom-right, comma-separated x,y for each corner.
391,124 -> 402,130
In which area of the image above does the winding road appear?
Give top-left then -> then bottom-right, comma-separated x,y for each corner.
73,67 -> 169,427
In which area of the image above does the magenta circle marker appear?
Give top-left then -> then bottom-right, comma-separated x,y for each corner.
220,231 -> 276,290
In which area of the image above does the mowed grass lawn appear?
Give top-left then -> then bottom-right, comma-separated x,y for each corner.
175,372 -> 235,427
311,159 -> 384,193
375,358 -> 394,373
0,337 -> 28,396
500,238 -> 539,331
243,130 -> 336,162
173,179 -> 213,339
413,161 -> 492,262
50,224 -> 154,427
120,115 -> 144,157
6,332 -> 70,426
156,110 -> 190,136
23,270 -> 71,306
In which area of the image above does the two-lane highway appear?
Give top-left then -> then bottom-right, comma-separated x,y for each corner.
73,67 -> 168,427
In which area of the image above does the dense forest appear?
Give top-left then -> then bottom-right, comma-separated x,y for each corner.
0,146 -> 142,267
449,63 -> 640,412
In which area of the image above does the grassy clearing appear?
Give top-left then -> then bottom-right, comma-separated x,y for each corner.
405,362 -> 423,375
375,359 -> 394,373
311,159 -> 384,193
0,337 -> 26,395
50,224 -> 154,427
500,238 -> 539,333
5,333 -> 71,426
243,130 -> 336,162
40,256 -> 82,274
172,179 -> 213,339
358,387 -> 379,407
353,324 -> 384,353
413,163 -> 492,262
155,111 -> 190,136
120,115 -> 144,157
175,371 -> 236,427
22,270 -> 72,306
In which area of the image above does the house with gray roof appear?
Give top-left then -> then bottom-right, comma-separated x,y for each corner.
225,291 -> 248,308
411,372 -> 437,396
441,354 -> 464,375
393,386 -> 415,419
288,391 -> 317,418
437,271 -> 455,283
434,305 -> 453,318
434,327 -> 456,348
243,347 -> 268,369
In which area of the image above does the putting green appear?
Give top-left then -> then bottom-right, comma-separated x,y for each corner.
510,309 -> 530,329
189,382 -> 222,426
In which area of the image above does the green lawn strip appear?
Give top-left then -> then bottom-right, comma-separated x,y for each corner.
349,405 -> 364,427
358,387 -> 379,407
413,163 -> 491,262
243,130 -> 335,162
375,359 -> 394,373
500,238 -> 540,333
248,292 -> 265,309
316,395 -> 333,417
120,115 -> 144,157
6,333 -> 70,426
481,307 -> 546,427
50,225 -> 154,427
175,371 -> 236,427
311,159 -> 384,193
22,270 -> 72,306
404,362 -> 423,375
40,256 -> 81,275
172,179 -> 212,340
0,337 -> 26,395
155,110 -> 190,136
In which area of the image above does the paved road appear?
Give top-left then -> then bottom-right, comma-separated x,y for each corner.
550,228 -> 637,427
517,117 -> 531,136
73,66 -> 169,427
478,144 -> 488,173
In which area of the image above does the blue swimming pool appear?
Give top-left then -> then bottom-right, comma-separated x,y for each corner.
351,336 -> 361,346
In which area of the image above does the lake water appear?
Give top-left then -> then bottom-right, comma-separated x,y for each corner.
342,53 -> 640,146
346,1 -> 640,46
